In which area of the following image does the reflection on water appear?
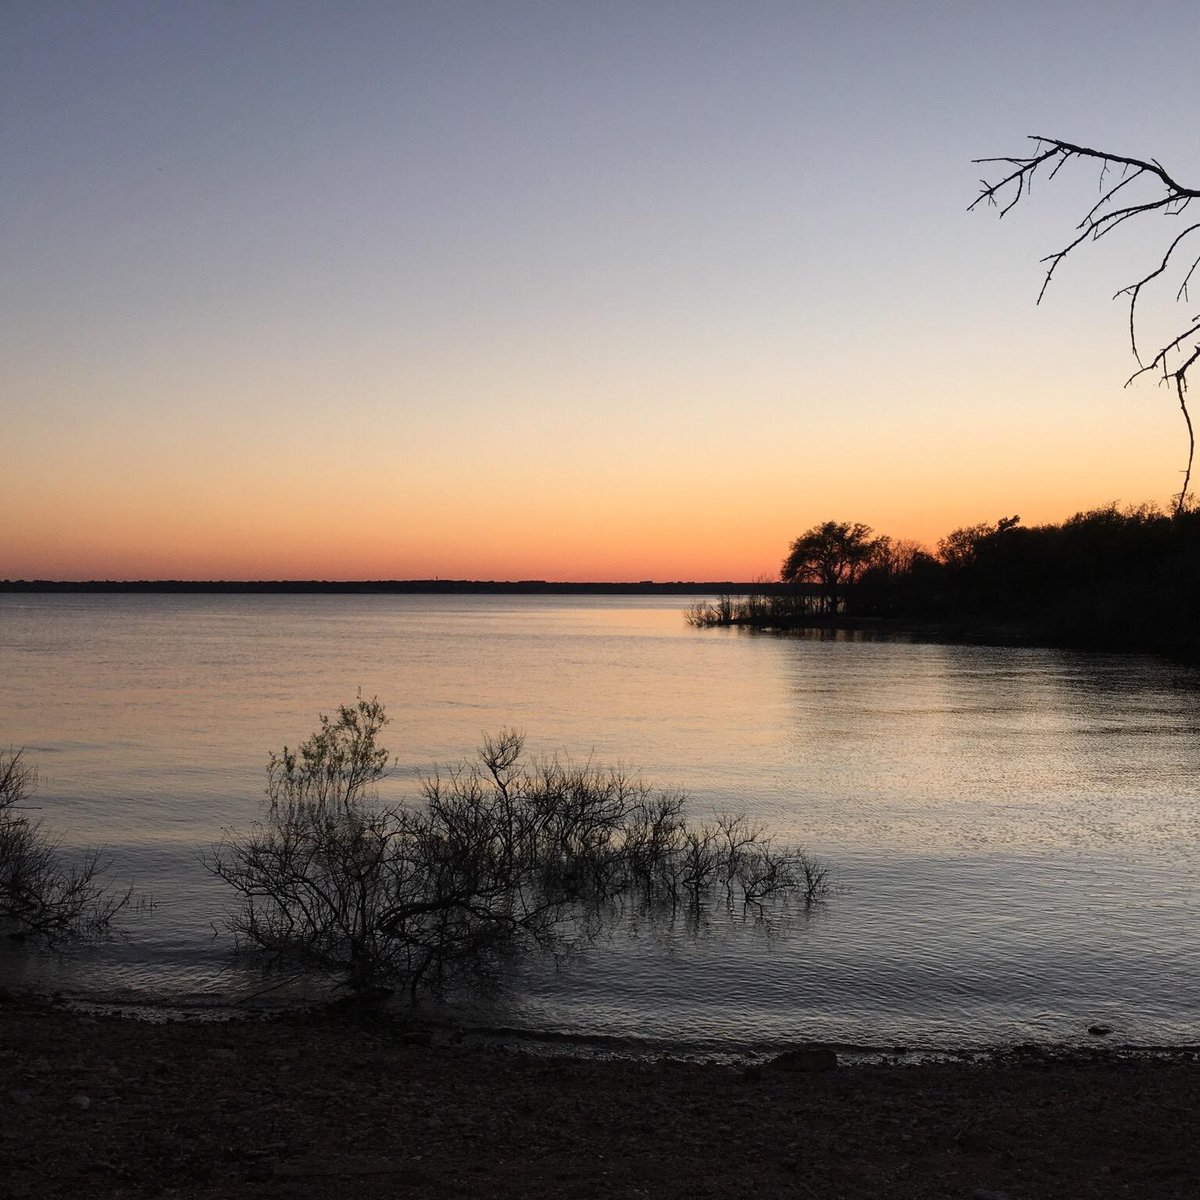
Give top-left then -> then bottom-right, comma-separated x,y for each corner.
1,593 -> 1199,1049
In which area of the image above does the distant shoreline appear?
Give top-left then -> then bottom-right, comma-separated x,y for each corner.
5,582 -> 1195,661
0,579 -> 787,595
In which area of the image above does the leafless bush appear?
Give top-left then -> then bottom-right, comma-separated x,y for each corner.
795,851 -> 830,905
684,599 -> 728,627
685,591 -> 826,629
206,699 -> 830,994
0,749 -> 132,940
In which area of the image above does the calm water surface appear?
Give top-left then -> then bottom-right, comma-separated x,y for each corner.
2,593 -> 1198,1051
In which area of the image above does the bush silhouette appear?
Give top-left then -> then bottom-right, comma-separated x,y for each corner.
206,698 -> 827,994
0,749 -> 131,939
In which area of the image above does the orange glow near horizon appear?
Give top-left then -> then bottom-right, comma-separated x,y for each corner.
7,339 -> 1189,583
4,403 -> 1185,582
4,358 -> 1188,581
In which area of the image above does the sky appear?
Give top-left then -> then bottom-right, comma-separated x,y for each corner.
3,1 -> 1199,581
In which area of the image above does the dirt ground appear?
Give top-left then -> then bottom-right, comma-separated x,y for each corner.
1,996 -> 1198,1200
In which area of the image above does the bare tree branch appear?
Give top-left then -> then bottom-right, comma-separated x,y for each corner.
972,136 -> 1200,515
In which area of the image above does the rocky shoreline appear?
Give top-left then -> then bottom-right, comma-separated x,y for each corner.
2,993 -> 1198,1198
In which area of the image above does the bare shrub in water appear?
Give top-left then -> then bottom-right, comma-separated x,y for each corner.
684,591 -> 826,629
206,698 -> 829,994
0,749 -> 133,939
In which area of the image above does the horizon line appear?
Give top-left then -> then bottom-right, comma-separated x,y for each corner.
0,578 -> 809,594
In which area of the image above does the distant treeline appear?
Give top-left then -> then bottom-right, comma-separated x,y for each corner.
687,505 -> 1200,662
0,579 -> 763,596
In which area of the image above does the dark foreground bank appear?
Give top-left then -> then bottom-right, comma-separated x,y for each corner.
1,997 -> 1197,1199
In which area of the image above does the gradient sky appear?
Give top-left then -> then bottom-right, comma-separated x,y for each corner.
4,1 -> 1199,580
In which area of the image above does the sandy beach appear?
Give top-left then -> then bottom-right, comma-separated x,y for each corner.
2,994 -> 1198,1199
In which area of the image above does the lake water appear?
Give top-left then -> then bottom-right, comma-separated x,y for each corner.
2,592 -> 1199,1053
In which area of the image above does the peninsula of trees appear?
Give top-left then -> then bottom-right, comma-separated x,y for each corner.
688,504 -> 1200,663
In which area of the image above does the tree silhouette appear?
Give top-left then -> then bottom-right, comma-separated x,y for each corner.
971,136 -> 1199,514
781,521 -> 879,614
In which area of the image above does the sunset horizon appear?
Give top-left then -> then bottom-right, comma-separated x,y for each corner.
1,482 -> 1187,585
5,4 -> 1197,586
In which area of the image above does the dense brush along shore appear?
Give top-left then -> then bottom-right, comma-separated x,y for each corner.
2,995 -> 1198,1199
